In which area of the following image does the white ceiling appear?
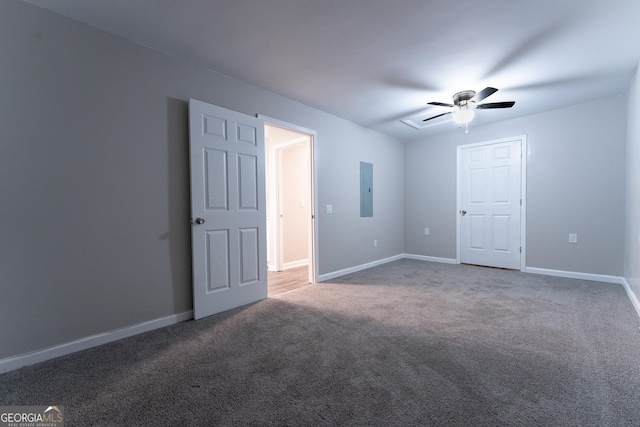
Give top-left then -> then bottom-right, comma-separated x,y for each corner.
22,0 -> 640,140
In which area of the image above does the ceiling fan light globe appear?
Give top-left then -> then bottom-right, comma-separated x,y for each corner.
453,109 -> 474,124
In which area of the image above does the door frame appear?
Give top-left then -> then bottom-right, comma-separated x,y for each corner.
456,135 -> 527,272
260,115 -> 318,285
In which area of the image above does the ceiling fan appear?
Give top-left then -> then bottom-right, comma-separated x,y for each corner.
423,87 -> 515,131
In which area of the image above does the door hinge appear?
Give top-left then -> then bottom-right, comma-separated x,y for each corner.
520,247 -> 522,253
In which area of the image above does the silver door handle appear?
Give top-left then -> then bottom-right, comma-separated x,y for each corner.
195,218 -> 205,225
460,210 -> 467,216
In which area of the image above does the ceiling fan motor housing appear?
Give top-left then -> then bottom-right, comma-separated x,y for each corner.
453,90 -> 476,107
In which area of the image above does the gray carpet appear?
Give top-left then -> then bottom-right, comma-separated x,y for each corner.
2,259 -> 640,426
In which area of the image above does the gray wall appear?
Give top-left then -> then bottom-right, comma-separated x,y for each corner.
404,96 -> 627,276
0,1 -> 404,359
625,61 -> 640,302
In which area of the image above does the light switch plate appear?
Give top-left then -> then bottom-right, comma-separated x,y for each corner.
325,204 -> 333,214
569,233 -> 578,243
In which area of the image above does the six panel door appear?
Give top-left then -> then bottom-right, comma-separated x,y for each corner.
459,139 -> 522,270
189,99 -> 267,320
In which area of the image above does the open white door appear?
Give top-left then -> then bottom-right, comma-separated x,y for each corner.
189,99 -> 267,320
458,137 -> 524,270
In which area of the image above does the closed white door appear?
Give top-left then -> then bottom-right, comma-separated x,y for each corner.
189,99 -> 267,320
458,138 -> 523,270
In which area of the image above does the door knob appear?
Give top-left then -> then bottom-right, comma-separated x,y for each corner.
195,218 -> 205,225
460,210 -> 467,216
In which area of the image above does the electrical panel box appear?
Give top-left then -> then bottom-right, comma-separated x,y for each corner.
360,161 -> 373,217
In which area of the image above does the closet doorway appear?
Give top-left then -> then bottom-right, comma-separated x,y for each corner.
263,119 -> 317,295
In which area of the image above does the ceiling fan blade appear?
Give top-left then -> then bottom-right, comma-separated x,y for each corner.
476,101 -> 515,109
422,111 -> 452,122
428,101 -> 454,108
472,87 -> 498,102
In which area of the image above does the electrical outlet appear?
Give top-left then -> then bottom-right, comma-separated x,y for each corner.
374,239 -> 377,247
424,228 -> 430,235
569,233 -> 578,244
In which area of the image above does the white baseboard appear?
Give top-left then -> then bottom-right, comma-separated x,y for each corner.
321,257 -> 639,320
319,254 -> 458,282
318,254 -> 405,282
403,253 -> 458,264
4,262 -> 638,374
268,260 -> 308,271
283,259 -> 309,270
526,267 -> 640,320
525,267 -> 623,284
621,277 -> 640,319
0,310 -> 193,374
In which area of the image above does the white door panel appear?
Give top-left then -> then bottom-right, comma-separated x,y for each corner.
459,138 -> 522,270
469,214 -> 485,249
204,148 -> 229,210
190,99 -> 267,320
207,229 -> 230,291
492,215 -> 510,251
